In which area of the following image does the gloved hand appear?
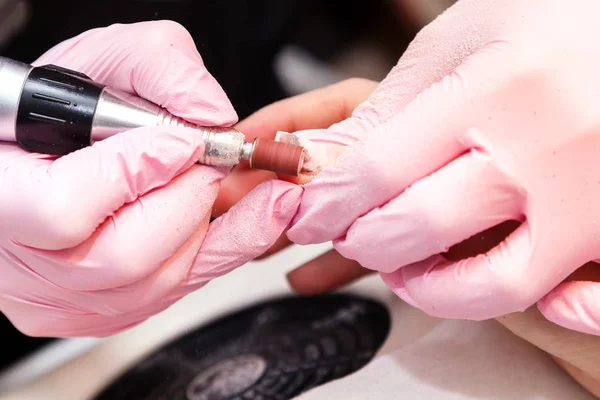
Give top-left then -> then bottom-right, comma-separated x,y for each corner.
219,79 -> 378,290
229,76 -> 600,398
0,21 -> 300,337
287,0 -> 600,335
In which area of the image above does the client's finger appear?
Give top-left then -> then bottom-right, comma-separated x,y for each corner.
238,78 -> 379,142
538,265 -> 600,336
214,78 -> 378,218
497,306 -> 600,383
287,249 -> 374,295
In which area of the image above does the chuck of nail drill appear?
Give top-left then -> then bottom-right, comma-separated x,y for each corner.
0,57 -> 305,176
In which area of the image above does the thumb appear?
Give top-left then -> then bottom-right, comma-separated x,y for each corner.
181,179 -> 302,290
538,276 -> 600,336
34,20 -> 237,127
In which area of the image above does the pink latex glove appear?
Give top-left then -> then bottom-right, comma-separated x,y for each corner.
0,21 -> 300,337
288,0 -> 600,335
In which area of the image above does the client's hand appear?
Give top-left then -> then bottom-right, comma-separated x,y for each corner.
215,78 -> 377,294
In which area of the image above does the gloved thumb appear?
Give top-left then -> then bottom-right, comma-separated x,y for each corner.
174,179 -> 302,293
538,276 -> 600,336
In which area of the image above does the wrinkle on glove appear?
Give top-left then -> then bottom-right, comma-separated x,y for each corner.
0,21 -> 294,338
287,0 -> 600,335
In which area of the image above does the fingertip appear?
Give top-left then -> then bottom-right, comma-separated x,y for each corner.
34,21 -> 238,128
538,281 -> 600,336
380,270 -> 420,309
287,141 -> 386,245
286,267 -> 324,295
286,250 -> 373,295
177,69 -> 238,127
138,52 -> 238,127
333,219 -> 402,273
260,179 -> 304,222
286,180 -> 336,245
193,179 -> 302,277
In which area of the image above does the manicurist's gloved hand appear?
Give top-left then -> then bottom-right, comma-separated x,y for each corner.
286,0 -> 600,335
232,77 -> 600,398
0,21 -> 300,337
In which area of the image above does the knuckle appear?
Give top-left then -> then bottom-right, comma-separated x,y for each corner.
16,324 -> 42,337
145,20 -> 192,46
503,43 -> 554,91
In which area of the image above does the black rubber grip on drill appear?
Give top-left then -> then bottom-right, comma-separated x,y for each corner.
15,64 -> 104,155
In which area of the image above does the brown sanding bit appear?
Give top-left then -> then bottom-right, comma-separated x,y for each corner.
249,138 -> 305,176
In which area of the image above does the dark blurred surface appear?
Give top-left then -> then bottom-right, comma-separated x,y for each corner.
0,0 -> 384,371
93,294 -> 390,399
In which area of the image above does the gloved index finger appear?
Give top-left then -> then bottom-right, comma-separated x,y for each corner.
1,126 -> 220,251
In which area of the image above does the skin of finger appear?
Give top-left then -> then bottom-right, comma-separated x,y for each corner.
286,249 -> 374,295
553,357 -> 600,399
283,139 -> 600,399
497,307 -> 600,392
212,78 -> 379,219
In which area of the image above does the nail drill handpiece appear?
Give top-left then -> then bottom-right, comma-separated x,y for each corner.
0,57 -> 305,176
